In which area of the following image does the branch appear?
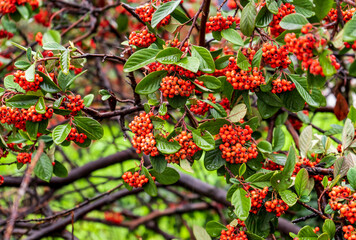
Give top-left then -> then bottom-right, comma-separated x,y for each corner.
285,119 -> 300,150
198,0 -> 211,46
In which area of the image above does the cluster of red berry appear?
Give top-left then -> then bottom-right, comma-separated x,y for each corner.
271,78 -> 295,94
249,187 -> 269,214
206,13 -> 236,32
129,28 -> 156,48
34,9 -> 51,27
166,39 -> 189,52
129,112 -> 159,157
293,156 -> 325,181
218,124 -> 258,164
190,94 -> 216,115
288,110 -> 309,131
269,3 -> 296,37
104,211 -> 124,225
241,48 -> 256,63
301,23 -> 313,34
66,128 -> 88,144
7,142 -> 22,151
13,70 -> 44,92
262,159 -> 283,171
165,131 -> 200,164
225,66 -> 265,91
219,223 -> 247,240
344,41 -> 356,51
0,30 -> 14,39
329,186 -> 356,224
0,0 -> 38,15
285,33 -> 340,76
160,76 -> 195,98
122,171 -> 155,188
262,43 -> 291,69
220,97 -> 231,111
17,152 -> 32,164
0,175 -> 3,185
343,225 -> 356,240
35,32 -> 43,46
265,199 -> 289,217
148,62 -> 203,79
25,106 -> 53,122
0,106 -> 27,130
324,8 -> 356,25
135,3 -> 170,27
60,95 -> 85,116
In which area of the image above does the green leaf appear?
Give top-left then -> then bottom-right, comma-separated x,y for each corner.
35,97 -> 46,114
73,117 -> 104,140
289,74 -> 319,107
43,30 -> 61,44
36,71 -> 61,93
53,160 -> 68,177
297,226 -> 318,239
150,167 -> 180,185
124,48 -> 160,72
349,106 -> 356,123
257,99 -> 280,119
240,2 -> 257,37
135,70 -> 167,95
171,8 -> 190,24
150,155 -> 167,173
313,0 -> 333,20
60,49 -> 70,75
342,118 -> 355,149
236,50 -> 251,71
272,126 -> 285,151
322,219 -> 335,239
151,0 -> 180,28
174,56 -> 200,73
193,225 -> 211,240
232,188 -> 251,221
251,48 -> 263,69
221,28 -> 244,46
279,190 -> 297,206
4,75 -> 24,93
215,55 -> 233,70
52,123 -> 71,145
142,166 -> 158,197
6,95 -> 39,109
349,59 -> 356,77
206,221 -> 227,238
155,47 -> 183,64
266,0 -> 278,14
293,0 -> 315,18
14,60 -> 31,70
204,139 -> 226,171
42,42 -> 66,51
270,172 -> 292,191
25,63 -> 36,82
156,136 -> 181,154
319,50 -> 336,76
282,146 -> 296,177
17,5 -> 30,19
34,153 -> 53,182
198,119 -> 230,135
192,130 -> 215,151
297,111 -> 310,124
348,166 -> 356,190
191,46 -> 215,73
229,103 -> 247,122
245,172 -> 274,188
256,91 -> 283,107
257,141 -> 272,153
300,125 -> 313,158
295,168 -> 309,197
26,121 -> 38,140
83,94 -> 94,107
197,75 -> 221,90
279,13 -> 309,30
256,6 -> 273,28
158,103 -> 167,116
343,19 -> 356,42
167,95 -> 188,108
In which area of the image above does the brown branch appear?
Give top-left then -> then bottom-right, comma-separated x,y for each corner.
297,200 -> 328,220
198,0 -> 211,47
4,142 -> 44,240
285,119 -> 300,150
